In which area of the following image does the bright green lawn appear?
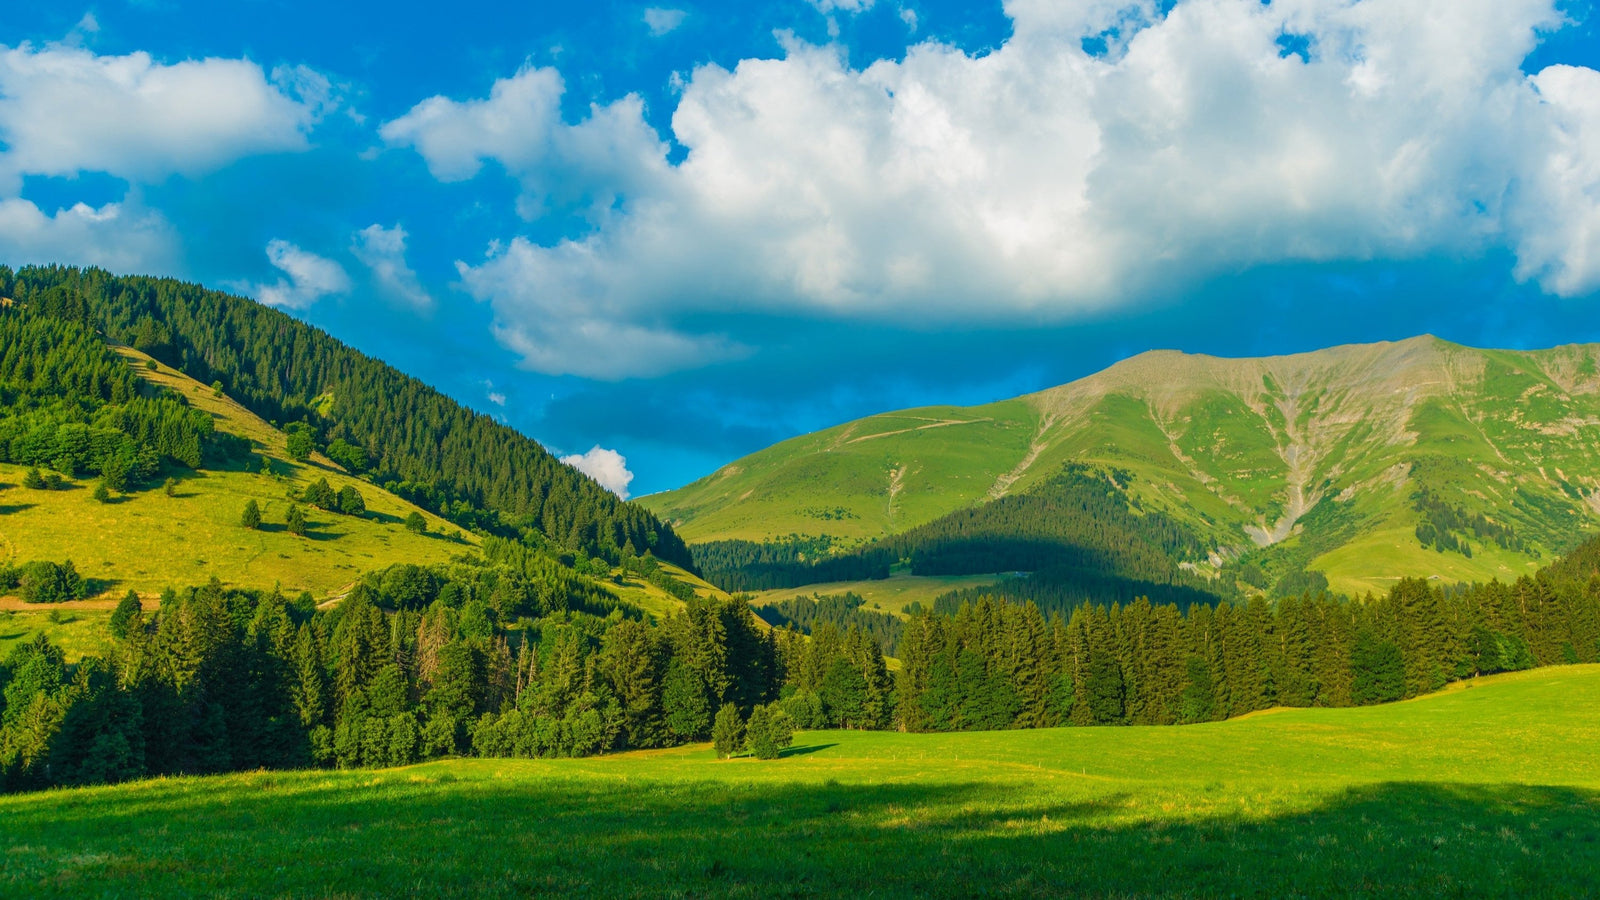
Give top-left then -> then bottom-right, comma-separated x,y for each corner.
5,666 -> 1598,897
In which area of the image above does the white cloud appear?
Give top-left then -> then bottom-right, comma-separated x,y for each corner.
0,198 -> 177,273
397,0 -> 1600,378
379,65 -> 667,220
0,42 -> 323,193
811,0 -> 875,12
643,8 -> 687,37
352,223 -> 433,311
899,7 -> 918,32
457,237 -> 742,379
559,445 -> 635,499
245,239 -> 351,311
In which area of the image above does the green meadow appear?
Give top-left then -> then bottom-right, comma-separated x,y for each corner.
747,570 -> 1013,618
6,665 -> 1597,898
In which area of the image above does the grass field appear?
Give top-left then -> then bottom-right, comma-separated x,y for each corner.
0,608 -> 111,661
6,666 -> 1597,897
747,571 -> 1014,618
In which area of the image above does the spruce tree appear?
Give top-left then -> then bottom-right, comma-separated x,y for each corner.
92,481 -> 111,503
22,467 -> 43,490
108,591 -> 144,641
286,504 -> 307,536
240,500 -> 261,530
712,703 -> 744,759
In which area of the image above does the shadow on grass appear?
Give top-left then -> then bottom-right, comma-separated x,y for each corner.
2,774 -> 1597,898
0,503 -> 35,515
778,742 -> 838,758
82,577 -> 121,596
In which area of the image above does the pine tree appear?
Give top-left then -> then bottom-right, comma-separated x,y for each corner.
109,591 -> 143,641
661,658 -> 710,740
744,704 -> 794,760
240,500 -> 261,530
22,467 -> 44,490
286,504 -> 307,536
712,703 -> 744,759
92,481 -> 111,503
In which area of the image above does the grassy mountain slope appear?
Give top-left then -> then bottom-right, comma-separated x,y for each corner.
0,345 -> 469,600
6,265 -> 690,567
7,665 -> 1597,897
646,337 -> 1600,595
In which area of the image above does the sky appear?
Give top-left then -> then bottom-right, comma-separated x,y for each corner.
3,0 -> 1599,497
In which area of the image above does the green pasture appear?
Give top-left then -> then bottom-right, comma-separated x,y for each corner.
5,666 -> 1597,897
747,571 -> 1014,618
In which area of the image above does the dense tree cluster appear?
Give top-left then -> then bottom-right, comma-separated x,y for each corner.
754,592 -> 905,656
2,265 -> 690,567
0,550 -> 778,792
895,558 -> 1599,730
691,535 -> 890,592
0,308 -> 222,489
883,466 -> 1215,589
1413,488 -> 1525,556
0,561 -> 86,604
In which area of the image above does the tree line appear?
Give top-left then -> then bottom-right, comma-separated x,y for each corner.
0,548 -> 778,792
690,535 -> 891,591
4,535 -> 1598,792
1,265 -> 691,568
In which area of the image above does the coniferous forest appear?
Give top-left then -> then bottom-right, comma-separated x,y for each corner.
6,526 -> 1598,791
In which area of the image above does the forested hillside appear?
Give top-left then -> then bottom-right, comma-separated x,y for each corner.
648,337 -> 1600,596
1,266 -> 689,567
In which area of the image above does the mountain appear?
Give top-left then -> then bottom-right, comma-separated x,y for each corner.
644,336 -> 1600,596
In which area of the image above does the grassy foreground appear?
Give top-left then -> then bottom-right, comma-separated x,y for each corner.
5,667 -> 1599,897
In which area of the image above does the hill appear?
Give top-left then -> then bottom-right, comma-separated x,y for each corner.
3,265 -> 691,568
645,336 -> 1600,596
6,665 -> 1597,897
1,344 -> 470,601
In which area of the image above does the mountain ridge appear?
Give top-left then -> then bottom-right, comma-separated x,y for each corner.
644,335 -> 1600,596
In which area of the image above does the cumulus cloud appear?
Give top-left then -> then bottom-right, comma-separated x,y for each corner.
245,240 -> 351,310
0,198 -> 177,273
457,237 -> 742,379
379,65 -> 667,220
352,223 -> 433,311
396,0 -> 1600,378
0,42 -> 323,193
643,8 -> 687,37
559,445 -> 635,498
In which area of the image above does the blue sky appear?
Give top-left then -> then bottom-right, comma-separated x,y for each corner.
3,1 -> 1599,497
